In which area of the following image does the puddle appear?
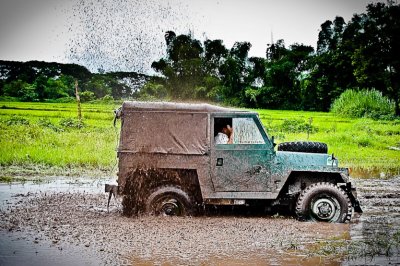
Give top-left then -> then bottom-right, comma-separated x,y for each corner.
0,231 -> 102,266
124,219 -> 349,265
0,177 -> 115,206
0,177 -> 116,266
0,176 -> 399,265
129,251 -> 342,266
345,177 -> 400,265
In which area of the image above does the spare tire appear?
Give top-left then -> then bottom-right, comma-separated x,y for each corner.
277,141 -> 328,154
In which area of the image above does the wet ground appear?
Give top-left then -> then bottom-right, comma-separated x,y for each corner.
0,176 -> 399,265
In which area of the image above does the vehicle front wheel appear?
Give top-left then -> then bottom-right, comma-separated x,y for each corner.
295,182 -> 352,223
145,186 -> 193,216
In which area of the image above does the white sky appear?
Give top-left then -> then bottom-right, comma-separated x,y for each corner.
0,0 -> 382,74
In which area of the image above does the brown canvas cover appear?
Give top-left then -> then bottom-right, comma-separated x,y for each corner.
119,101 -> 238,155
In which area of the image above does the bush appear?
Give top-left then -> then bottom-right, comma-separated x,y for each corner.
37,118 -> 62,132
0,96 -> 19,102
278,118 -> 318,134
4,116 -> 30,126
331,89 -> 395,119
101,94 -> 114,102
88,94 -> 115,104
137,82 -> 168,100
59,118 -> 85,129
80,91 -> 96,102
45,97 -> 76,103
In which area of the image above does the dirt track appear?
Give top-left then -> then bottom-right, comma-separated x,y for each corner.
0,177 -> 399,265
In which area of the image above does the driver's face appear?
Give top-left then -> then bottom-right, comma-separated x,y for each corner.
222,125 -> 232,135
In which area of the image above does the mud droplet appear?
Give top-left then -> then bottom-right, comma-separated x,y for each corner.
66,0 -> 197,74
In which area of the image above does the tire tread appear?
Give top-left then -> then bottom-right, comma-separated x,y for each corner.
277,141 -> 328,154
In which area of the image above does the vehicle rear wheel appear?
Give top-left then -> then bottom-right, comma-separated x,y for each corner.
145,186 -> 193,216
295,182 -> 352,223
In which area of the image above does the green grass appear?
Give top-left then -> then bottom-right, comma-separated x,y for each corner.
0,102 -> 399,178
0,102 -> 120,176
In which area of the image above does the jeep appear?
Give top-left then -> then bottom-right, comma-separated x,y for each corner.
112,101 -> 362,223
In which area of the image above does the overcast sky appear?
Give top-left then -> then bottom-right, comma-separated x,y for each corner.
0,0 -> 382,74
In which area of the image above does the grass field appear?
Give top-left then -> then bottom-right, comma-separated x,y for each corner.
0,101 -> 399,178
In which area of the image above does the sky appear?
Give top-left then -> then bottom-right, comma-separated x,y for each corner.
0,0 -> 382,74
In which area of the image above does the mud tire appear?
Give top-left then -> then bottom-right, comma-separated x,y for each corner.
295,182 -> 352,223
277,141 -> 328,154
145,186 -> 194,216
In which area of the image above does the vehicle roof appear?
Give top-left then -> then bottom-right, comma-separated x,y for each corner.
122,101 -> 248,113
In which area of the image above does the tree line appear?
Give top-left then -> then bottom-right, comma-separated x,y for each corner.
0,60 -> 149,102
147,2 -> 399,115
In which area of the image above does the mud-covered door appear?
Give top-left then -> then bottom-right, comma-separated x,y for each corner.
211,114 -> 275,192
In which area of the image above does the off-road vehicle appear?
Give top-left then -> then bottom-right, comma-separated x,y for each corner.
111,101 -> 362,223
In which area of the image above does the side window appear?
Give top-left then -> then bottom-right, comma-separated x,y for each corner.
214,117 -> 265,145
232,117 -> 265,144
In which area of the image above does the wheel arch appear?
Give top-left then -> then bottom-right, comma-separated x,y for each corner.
279,171 -> 347,198
121,167 -> 203,216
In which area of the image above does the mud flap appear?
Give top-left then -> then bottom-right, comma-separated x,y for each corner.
348,184 -> 363,214
339,182 -> 363,214
105,184 -> 119,212
353,199 -> 363,213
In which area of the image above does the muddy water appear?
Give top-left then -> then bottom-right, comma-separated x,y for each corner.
0,178 -> 114,265
0,177 -> 399,265
345,177 -> 400,265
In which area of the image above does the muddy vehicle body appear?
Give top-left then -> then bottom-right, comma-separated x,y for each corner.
114,101 -> 362,223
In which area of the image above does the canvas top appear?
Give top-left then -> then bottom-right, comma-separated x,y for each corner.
122,101 -> 242,113
119,101 -> 254,155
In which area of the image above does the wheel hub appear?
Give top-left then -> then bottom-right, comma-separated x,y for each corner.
160,199 -> 180,216
312,198 -> 336,220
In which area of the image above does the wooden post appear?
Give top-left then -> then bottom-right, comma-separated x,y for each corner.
307,117 -> 313,140
75,79 -> 82,121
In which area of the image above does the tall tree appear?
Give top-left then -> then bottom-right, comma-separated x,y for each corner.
308,16 -> 358,111
350,2 -> 400,115
218,42 -> 252,105
151,32 -> 205,99
263,40 -> 314,109
203,39 -> 228,77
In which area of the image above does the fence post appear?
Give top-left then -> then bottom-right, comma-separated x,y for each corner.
75,79 -> 82,121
